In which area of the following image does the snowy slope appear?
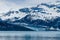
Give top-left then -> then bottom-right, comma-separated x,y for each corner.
0,11 -> 27,21
0,2 -> 60,21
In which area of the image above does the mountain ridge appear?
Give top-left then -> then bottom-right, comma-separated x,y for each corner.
0,2 -> 60,31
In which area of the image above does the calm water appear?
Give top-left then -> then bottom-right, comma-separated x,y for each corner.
0,31 -> 60,40
0,36 -> 60,40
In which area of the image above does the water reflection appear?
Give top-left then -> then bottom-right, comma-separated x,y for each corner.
0,35 -> 60,40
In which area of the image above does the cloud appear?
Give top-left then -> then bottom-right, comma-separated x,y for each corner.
0,0 -> 22,13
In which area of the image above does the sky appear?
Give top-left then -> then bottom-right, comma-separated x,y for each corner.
0,0 -> 60,13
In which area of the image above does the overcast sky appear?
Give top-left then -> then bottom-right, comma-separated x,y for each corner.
0,0 -> 59,13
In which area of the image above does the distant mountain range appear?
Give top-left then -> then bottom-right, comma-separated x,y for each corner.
0,2 -> 60,31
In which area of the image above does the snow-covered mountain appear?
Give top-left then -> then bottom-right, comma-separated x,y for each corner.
1,2 -> 60,21
0,1 -> 60,31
